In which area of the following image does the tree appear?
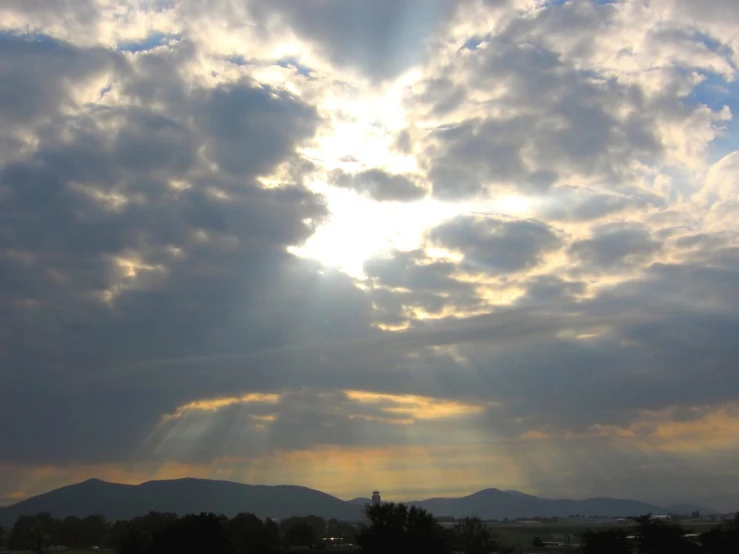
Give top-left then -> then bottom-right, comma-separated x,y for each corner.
452,516 -> 499,554
110,512 -> 179,554
579,528 -> 631,554
284,520 -> 317,547
60,516 -> 85,547
227,513 -> 279,554
0,524 -> 6,549
59,515 -> 107,548
29,521 -> 53,554
148,513 -> 233,554
82,514 -> 109,547
631,515 -> 702,554
9,513 -> 60,552
325,518 -> 358,545
119,528 -> 149,554
700,514 -> 739,554
357,502 -> 449,554
279,516 -> 325,547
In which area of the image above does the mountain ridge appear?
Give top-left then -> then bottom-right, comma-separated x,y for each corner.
0,478 -> 716,526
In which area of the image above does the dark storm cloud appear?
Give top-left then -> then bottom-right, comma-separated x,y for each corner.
569,222 -> 662,271
429,216 -> 561,274
329,168 -> 427,201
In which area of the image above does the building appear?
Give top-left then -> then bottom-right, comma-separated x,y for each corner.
371,490 -> 381,506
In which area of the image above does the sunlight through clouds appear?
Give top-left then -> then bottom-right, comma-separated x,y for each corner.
2,0 -> 739,511
293,184 -> 543,278
291,189 -> 463,278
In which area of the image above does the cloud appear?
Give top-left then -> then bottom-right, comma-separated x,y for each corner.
1,0 -> 739,512
429,215 -> 561,274
568,222 -> 662,271
410,37 -> 663,200
141,388 -> 489,464
365,250 -> 475,298
0,34 -> 123,131
252,0 -> 459,81
515,275 -> 585,306
329,168 -> 427,201
0,0 -> 99,32
539,187 -> 666,223
0,33 -> 373,466
193,83 -> 319,178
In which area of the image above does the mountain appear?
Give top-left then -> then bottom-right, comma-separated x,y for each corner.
408,488 -> 666,519
0,478 -> 364,526
665,503 -> 717,515
0,479 -> 718,526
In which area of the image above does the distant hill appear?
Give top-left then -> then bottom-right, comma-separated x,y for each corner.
0,478 -> 364,526
665,503 -> 717,516
0,479 -> 717,526
409,489 -> 666,519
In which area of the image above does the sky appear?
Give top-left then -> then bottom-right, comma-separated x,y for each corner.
1,0 -> 738,512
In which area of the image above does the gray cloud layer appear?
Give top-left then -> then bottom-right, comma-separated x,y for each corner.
1,0 -> 739,510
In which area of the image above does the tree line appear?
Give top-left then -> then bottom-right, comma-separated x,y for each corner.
579,514 -> 739,554
0,511 -> 355,553
0,505 -> 736,554
0,502 -> 513,554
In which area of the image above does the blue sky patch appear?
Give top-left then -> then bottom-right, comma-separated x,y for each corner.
117,32 -> 181,53
277,57 -> 315,78
687,74 -> 739,161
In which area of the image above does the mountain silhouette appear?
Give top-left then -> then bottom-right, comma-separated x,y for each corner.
0,479 -> 715,526
0,478 -> 363,525
408,488 -> 668,519
665,503 -> 717,515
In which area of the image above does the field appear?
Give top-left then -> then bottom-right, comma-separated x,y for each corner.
493,524 -> 591,549
491,522 -> 721,550
0,551 -> 109,554
0,523 -> 721,554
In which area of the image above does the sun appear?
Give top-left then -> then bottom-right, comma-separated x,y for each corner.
494,194 -> 531,217
290,183 -> 535,279
290,185 -> 462,278
288,74 -> 535,278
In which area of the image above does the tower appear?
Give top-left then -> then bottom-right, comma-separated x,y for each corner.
371,490 -> 381,506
